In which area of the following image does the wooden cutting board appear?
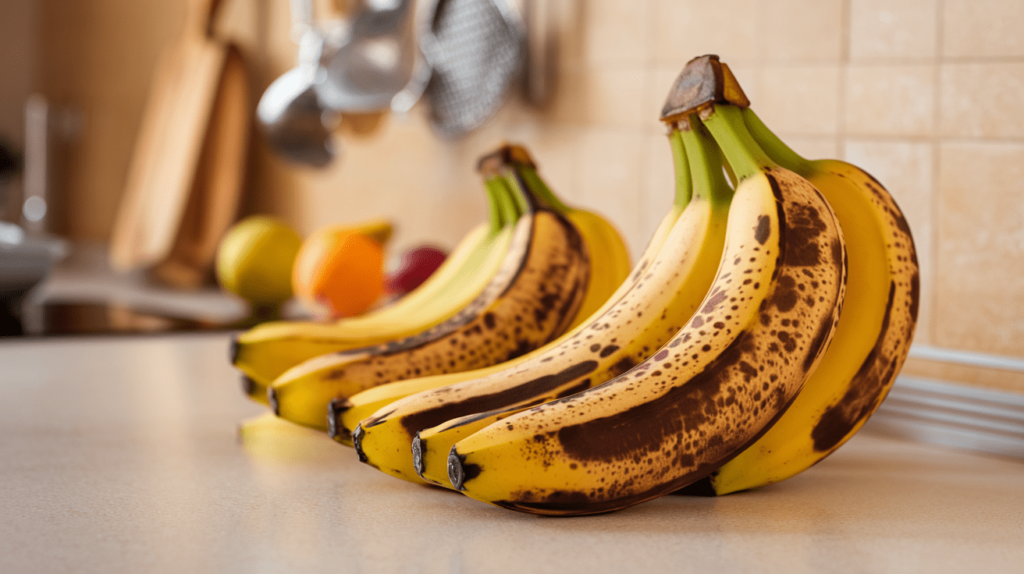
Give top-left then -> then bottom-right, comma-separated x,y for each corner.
110,0 -> 250,288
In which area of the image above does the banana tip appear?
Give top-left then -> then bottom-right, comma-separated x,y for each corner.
447,446 -> 464,490
412,434 -> 425,479
267,387 -> 280,417
327,398 -> 352,443
240,375 -> 257,397
229,336 -> 241,365
352,424 -> 368,463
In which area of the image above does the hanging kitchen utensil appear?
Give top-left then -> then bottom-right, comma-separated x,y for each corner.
256,0 -> 338,167
315,0 -> 421,113
110,0 -> 250,289
420,0 -> 525,139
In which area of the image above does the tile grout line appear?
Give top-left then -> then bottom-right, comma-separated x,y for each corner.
837,0 -> 852,159
930,0 -> 946,346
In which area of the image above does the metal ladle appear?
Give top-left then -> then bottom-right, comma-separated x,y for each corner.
256,0 -> 338,167
315,0 -> 427,113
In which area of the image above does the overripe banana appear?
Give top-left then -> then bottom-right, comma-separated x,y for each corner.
329,157 -> 689,445
231,180 -> 521,401
518,165 -> 633,330
353,118 -> 733,486
679,102 -> 919,495
445,58 -> 847,515
267,148 -> 592,430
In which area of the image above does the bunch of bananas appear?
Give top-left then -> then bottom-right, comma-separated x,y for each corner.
231,145 -> 632,430
236,54 -> 919,517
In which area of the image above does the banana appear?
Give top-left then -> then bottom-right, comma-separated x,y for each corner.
515,163 -> 633,330
445,58 -> 847,515
267,147 -> 592,430
329,184 -> 687,446
680,104 -> 919,495
231,176 -> 521,401
355,119 -> 733,487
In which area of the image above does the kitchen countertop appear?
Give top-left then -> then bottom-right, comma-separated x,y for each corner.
2,333 -> 1022,573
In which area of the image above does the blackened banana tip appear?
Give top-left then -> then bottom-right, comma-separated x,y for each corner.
229,336 -> 241,365
447,445 -> 466,491
412,434 -> 425,479
267,387 -> 280,417
660,54 -> 750,123
352,424 -> 368,463
327,398 -> 352,443
240,375 -> 257,397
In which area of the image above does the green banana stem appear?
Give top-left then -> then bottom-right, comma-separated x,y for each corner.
504,170 -> 538,215
517,167 -> 571,214
741,108 -> 813,176
488,177 -> 521,228
484,179 -> 503,234
701,104 -> 777,182
667,127 -> 693,208
679,114 -> 734,207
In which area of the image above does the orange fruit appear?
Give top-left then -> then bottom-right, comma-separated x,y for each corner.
292,226 -> 386,318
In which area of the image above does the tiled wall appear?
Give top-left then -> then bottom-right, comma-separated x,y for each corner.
18,0 -> 1024,364
272,0 -> 1023,359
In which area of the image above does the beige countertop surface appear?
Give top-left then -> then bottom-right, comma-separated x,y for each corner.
2,333 -> 1023,573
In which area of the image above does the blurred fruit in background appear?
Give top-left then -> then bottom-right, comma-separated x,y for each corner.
292,225 -> 386,318
215,216 -> 301,309
385,245 -> 448,297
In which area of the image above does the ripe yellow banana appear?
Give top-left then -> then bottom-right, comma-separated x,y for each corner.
355,118 -> 732,486
330,191 -> 685,446
514,163 -> 633,331
231,178 -> 521,402
681,104 -> 920,495
446,71 -> 847,515
267,149 -> 592,430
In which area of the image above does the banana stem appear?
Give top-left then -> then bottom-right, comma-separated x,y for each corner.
702,104 -> 777,182
742,108 -> 812,175
489,177 -> 520,227
484,179 -> 503,234
517,167 -> 571,214
679,114 -> 733,206
667,127 -> 693,208
505,171 -> 537,215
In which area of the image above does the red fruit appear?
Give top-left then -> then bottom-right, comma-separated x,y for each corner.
386,245 -> 447,296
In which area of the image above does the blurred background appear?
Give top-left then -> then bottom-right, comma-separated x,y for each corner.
0,0 -> 1021,394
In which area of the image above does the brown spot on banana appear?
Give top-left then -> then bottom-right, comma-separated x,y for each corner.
398,360 -> 601,437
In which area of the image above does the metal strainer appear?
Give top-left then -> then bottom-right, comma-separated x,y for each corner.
420,0 -> 525,139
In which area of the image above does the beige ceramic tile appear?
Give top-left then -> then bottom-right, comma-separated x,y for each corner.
650,0 -> 760,65
304,114 -> 473,251
848,0 -> 939,60
943,0 -> 1024,58
845,65 -> 936,137
844,139 -> 935,344
779,136 -> 841,161
934,141 -> 1024,356
505,123 -> 581,205
761,0 -> 844,62
580,66 -> 652,129
580,0 -> 651,65
534,65 -> 651,129
939,63 -> 1024,139
573,127 -> 648,260
755,66 -> 842,136
538,66 -> 587,125
546,0 -> 587,68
